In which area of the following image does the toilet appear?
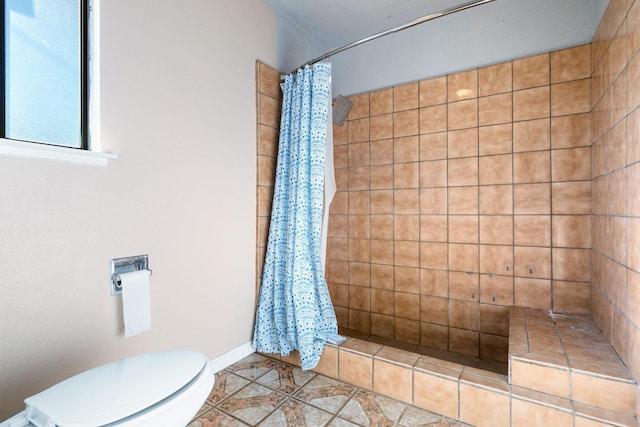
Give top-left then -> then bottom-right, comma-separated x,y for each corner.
1,349 -> 214,427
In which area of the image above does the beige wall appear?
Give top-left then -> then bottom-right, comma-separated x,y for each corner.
591,0 -> 640,381
323,44 -> 593,362
0,0 -> 277,419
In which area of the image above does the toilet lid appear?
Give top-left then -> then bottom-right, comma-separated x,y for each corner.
24,350 -> 207,427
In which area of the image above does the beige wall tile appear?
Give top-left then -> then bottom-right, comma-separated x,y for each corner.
552,79 -> 592,117
552,147 -> 592,181
371,289 -> 394,315
394,109 -> 419,137
480,215 -> 513,245
448,157 -> 479,186
371,313 -> 395,338
552,215 -> 591,248
514,246 -> 552,279
420,132 -> 448,160
339,350 -> 373,389
349,93 -> 370,119
373,359 -> 413,403
479,185 -> 513,214
512,398 -> 573,426
514,183 -> 551,214
479,154 -> 513,185
479,124 -> 513,155
395,266 -> 420,294
421,188 -> 448,214
370,87 -> 393,116
572,373 -> 637,414
513,53 -> 550,90
514,215 -> 551,246
349,191 -> 370,215
370,114 -> 394,141
480,245 -> 513,276
413,371 -> 459,418
395,292 -> 420,321
394,162 -> 420,189
448,99 -> 478,130
420,295 -> 449,324
480,275 -> 514,306
420,242 -> 449,270
480,304 -> 510,335
449,215 -> 479,244
514,118 -> 551,152
394,82 -> 419,112
459,384 -> 510,427
371,190 -> 394,214
420,322 -> 449,349
449,327 -> 480,356
395,189 -> 420,214
514,277 -> 552,309
420,215 -> 448,242
551,113 -> 591,148
349,117 -> 370,143
553,248 -> 592,282
448,69 -> 478,102
419,76 -> 447,107
449,186 -> 479,214
479,61 -> 513,96
420,160 -> 447,188
419,105 -> 447,134
511,360 -> 570,397
395,317 -> 420,343
551,44 -> 591,83
479,93 -> 513,126
421,268 -> 449,298
514,87 -> 551,121
448,128 -> 479,158
394,135 -> 419,163
552,181 -> 592,214
553,280 -> 591,314
449,271 -> 480,301
371,264 -> 394,290
449,243 -> 479,272
513,151 -> 551,183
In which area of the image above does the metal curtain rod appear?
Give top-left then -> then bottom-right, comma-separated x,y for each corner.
282,0 -> 496,77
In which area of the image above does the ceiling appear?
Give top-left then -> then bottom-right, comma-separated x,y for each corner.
267,0 -> 512,52
266,0 -> 609,95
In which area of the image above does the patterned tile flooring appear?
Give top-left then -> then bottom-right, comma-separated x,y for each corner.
189,353 -> 473,427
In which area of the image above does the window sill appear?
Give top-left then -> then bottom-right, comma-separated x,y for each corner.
0,138 -> 117,166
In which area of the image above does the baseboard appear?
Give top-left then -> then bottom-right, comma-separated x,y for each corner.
209,341 -> 255,373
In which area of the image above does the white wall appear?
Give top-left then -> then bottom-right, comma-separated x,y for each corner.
274,0 -> 609,96
0,0 -> 278,419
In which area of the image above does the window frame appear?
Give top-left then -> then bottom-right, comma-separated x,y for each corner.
1,0 -> 90,150
0,0 -> 113,165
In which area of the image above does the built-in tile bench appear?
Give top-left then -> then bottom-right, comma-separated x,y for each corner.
509,307 -> 638,425
261,307 -> 639,426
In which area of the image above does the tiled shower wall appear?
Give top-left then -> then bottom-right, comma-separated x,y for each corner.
590,0 -> 640,381
256,61 -> 281,294
325,45 -> 593,361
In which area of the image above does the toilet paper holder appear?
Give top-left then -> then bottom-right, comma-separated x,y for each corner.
110,254 -> 152,296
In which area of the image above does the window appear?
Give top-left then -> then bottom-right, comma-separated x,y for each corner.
2,0 -> 89,149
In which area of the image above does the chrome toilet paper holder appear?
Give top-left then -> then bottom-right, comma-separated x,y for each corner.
110,254 -> 152,296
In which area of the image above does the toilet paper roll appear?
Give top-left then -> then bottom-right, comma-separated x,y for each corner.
121,270 -> 151,338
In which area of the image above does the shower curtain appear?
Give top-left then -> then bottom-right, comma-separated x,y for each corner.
253,63 -> 344,370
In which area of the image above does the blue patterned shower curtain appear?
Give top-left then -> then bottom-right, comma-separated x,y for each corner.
253,63 -> 344,370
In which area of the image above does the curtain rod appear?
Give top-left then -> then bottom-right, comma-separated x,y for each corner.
281,0 -> 497,78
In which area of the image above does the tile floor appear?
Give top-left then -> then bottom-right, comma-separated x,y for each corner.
189,353 -> 473,427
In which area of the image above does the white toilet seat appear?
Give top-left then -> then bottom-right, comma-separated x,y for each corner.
1,350 -> 214,427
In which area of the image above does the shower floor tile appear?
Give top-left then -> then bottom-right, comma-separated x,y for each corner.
189,353 -> 474,427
